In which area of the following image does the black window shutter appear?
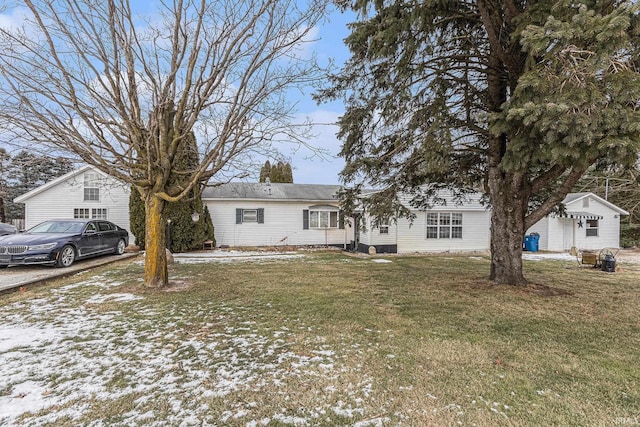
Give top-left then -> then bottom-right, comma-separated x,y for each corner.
257,208 -> 265,224
236,208 -> 242,224
339,210 -> 345,229
303,209 -> 309,230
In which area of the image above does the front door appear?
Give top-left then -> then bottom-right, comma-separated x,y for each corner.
563,219 -> 574,250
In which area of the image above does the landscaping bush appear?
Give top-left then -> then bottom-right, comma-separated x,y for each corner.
620,223 -> 640,248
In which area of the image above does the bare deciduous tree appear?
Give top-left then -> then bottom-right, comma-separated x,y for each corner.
0,0 -> 327,286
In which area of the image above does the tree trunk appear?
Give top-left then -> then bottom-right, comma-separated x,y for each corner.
488,181 -> 528,285
144,195 -> 168,287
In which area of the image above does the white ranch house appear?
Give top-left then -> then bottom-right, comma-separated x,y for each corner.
14,166 -> 628,253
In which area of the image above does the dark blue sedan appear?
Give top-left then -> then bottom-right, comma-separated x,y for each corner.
0,219 -> 129,268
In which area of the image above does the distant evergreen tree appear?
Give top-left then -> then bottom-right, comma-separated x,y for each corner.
5,151 -> 73,220
259,160 -> 272,183
129,133 -> 215,251
282,163 -> 293,183
269,161 -> 282,183
260,159 -> 293,183
0,149 -> 10,223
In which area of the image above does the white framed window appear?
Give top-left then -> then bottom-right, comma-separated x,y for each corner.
310,210 -> 338,228
74,208 -> 90,219
242,209 -> 258,223
426,212 -> 463,239
92,208 -> 108,220
74,208 -> 107,220
379,225 -> 389,235
236,208 -> 264,224
303,206 -> 342,230
586,219 -> 599,237
84,173 -> 100,201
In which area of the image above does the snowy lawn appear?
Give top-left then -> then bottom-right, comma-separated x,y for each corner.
2,251 -> 640,426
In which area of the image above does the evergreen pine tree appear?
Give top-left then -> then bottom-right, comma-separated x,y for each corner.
5,151 -> 73,220
259,160 -> 272,183
129,186 -> 147,249
129,132 -> 215,251
320,0 -> 640,285
282,163 -> 293,183
269,161 -> 282,183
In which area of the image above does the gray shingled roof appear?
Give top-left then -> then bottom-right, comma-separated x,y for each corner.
202,182 -> 342,201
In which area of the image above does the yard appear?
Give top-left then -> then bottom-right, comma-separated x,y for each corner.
1,251 -> 640,426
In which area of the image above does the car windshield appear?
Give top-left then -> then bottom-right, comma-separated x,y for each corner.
29,221 -> 86,234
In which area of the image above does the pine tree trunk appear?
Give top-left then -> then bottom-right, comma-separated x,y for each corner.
144,195 -> 168,288
488,176 -> 528,286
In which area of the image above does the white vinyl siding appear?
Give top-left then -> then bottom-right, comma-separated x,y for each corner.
20,168 -> 132,240
393,209 -> 490,253
209,201 -> 350,247
527,196 -> 625,251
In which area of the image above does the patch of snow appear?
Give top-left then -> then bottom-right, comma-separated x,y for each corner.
85,293 -> 143,304
172,251 -> 305,264
353,417 -> 391,427
371,259 -> 392,263
522,252 -> 576,262
0,273 -> 379,426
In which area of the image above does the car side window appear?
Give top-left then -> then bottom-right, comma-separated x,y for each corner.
85,222 -> 96,232
98,222 -> 113,232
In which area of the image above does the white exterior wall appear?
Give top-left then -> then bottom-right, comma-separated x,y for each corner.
563,198 -> 621,250
392,210 -> 491,253
527,196 -> 624,251
206,199 -> 352,247
525,217 -> 549,250
356,218 -> 397,250
22,171 -> 132,238
357,224 -> 371,246
546,217 -> 566,251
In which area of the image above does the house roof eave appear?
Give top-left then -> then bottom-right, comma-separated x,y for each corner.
13,164 -> 99,203
563,192 -> 629,216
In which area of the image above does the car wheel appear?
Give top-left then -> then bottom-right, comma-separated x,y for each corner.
115,239 -> 126,255
57,245 -> 76,268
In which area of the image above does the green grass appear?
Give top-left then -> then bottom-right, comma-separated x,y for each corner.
2,252 -> 640,426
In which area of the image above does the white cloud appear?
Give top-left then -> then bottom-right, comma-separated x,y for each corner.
0,7 -> 30,31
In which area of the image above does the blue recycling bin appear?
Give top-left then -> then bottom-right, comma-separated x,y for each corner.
524,233 -> 540,252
